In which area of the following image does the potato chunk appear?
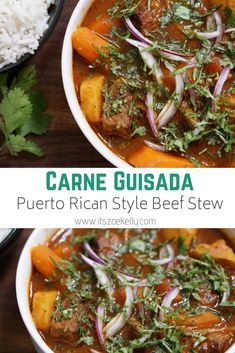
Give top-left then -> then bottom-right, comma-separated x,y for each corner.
32,291 -> 58,330
80,75 -> 105,123
191,239 -> 235,268
162,229 -> 198,246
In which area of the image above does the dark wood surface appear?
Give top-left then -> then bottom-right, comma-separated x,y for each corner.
0,1 -> 111,168
0,229 -> 34,353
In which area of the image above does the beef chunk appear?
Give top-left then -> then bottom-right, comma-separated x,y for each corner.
101,97 -> 132,135
198,331 -> 234,353
197,287 -> 219,307
50,311 -> 80,343
50,297 -> 92,344
135,0 -> 186,41
135,0 -> 163,34
94,230 -> 125,258
101,81 -> 133,136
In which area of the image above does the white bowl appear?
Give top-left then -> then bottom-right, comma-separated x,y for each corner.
16,229 -> 56,353
16,228 -> 235,353
61,0 -> 130,168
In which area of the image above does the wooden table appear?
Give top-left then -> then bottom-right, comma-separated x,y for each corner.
0,0 -> 111,168
0,230 -> 34,353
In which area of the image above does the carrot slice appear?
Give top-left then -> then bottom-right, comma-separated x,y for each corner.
175,312 -> 221,329
31,245 -> 62,278
72,27 -> 110,63
53,243 -> 73,259
90,15 -> 120,34
128,146 -> 195,168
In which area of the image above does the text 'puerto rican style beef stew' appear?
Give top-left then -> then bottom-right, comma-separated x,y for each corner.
72,0 -> 235,167
30,228 -> 235,353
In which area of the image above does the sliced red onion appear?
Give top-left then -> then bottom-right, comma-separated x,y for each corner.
141,52 -> 164,86
159,287 -> 180,321
150,244 -> 174,266
126,38 -> 191,64
124,17 -> 152,45
214,11 -> 223,43
84,242 -> 105,265
138,335 -> 150,344
81,254 -> 114,298
103,286 -> 134,338
221,289 -> 230,303
159,51 -> 190,63
206,15 -> 215,31
157,63 -> 184,128
117,273 -> 147,287
195,11 -> 223,40
195,30 -> 222,39
96,303 -> 105,344
167,259 -> 175,269
224,28 -> 235,33
126,39 -> 164,86
124,17 -> 191,57
145,140 -> 167,152
165,244 -> 174,258
82,244 -> 146,286
212,65 -> 230,112
176,255 -> 188,261
150,257 -> 171,266
145,92 -> 159,137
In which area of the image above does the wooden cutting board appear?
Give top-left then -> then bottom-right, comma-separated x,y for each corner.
0,0 -> 111,168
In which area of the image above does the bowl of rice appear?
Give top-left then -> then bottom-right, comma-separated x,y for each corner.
0,0 -> 64,73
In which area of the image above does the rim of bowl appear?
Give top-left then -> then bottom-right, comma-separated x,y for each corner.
0,228 -> 20,252
61,0 -> 131,168
0,0 -> 64,74
16,229 -> 57,353
16,228 -> 235,353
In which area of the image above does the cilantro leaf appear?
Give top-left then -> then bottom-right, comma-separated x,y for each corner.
0,65 -> 51,158
11,65 -> 37,92
174,5 -> 190,21
0,87 -> 32,135
7,135 -> 44,157
20,91 -> 51,136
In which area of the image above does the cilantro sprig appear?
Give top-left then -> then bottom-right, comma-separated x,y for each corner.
0,65 -> 51,157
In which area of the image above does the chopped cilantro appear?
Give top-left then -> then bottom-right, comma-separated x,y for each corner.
0,65 -> 51,157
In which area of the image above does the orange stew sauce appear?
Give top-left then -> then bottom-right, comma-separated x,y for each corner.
30,229 -> 235,353
73,0 -> 235,167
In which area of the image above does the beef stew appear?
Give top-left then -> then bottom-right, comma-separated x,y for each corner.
30,228 -> 235,352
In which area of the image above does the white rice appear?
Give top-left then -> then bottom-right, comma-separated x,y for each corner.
0,0 -> 55,69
